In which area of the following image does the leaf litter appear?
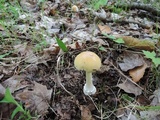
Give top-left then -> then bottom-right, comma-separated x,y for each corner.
0,0 -> 160,119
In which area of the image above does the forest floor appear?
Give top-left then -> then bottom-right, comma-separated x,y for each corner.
0,0 -> 160,120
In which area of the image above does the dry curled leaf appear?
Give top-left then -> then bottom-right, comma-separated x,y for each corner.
129,63 -> 147,82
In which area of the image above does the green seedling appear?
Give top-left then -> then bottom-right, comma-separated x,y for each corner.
121,94 -> 134,102
56,37 -> 68,52
34,39 -> 48,52
88,0 -> 108,10
103,33 -> 125,44
142,50 -> 160,67
93,0 -> 108,10
99,46 -> 107,51
0,51 -> 12,59
0,88 -> 32,120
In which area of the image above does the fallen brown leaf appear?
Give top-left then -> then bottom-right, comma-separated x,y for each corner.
80,105 -> 93,120
1,75 -> 29,93
117,81 -> 142,96
118,36 -> 155,51
118,52 -> 144,72
98,24 -> 112,34
129,63 -> 147,82
16,82 -> 52,115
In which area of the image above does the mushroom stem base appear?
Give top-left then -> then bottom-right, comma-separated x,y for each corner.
83,84 -> 96,95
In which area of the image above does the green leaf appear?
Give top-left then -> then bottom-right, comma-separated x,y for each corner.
152,58 -> 160,67
11,106 -> 24,119
143,50 -> 160,67
0,51 -> 12,59
102,33 -> 116,40
93,0 -> 108,10
142,50 -> 156,59
0,88 -> 17,104
99,46 -> 107,51
114,38 -> 125,44
102,33 -> 124,44
56,37 -> 68,52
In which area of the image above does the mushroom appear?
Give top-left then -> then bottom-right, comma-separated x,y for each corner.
71,5 -> 79,12
74,51 -> 101,95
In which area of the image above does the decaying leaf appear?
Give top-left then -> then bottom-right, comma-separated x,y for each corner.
116,108 -> 138,120
129,63 -> 148,82
1,75 -> 29,93
140,110 -> 160,120
116,36 -> 155,51
98,24 -> 111,34
14,43 -> 38,64
16,82 -> 52,115
80,105 -> 93,120
119,52 -> 144,72
150,88 -> 160,106
117,81 -> 142,96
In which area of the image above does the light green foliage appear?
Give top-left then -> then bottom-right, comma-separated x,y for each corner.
88,0 -> 108,10
99,46 -> 107,51
0,0 -> 20,20
34,40 -> 48,52
121,94 -> 134,102
107,6 -> 123,14
0,88 -> 32,120
142,50 -> 160,67
103,33 -> 125,44
56,37 -> 68,52
0,51 -> 12,59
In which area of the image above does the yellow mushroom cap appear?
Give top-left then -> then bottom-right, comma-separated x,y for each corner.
74,51 -> 101,72
71,5 -> 79,12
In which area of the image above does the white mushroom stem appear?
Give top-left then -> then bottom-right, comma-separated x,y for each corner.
83,72 -> 96,95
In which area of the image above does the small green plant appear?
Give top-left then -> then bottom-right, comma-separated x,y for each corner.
142,50 -> 160,67
56,37 -> 68,52
103,33 -> 125,44
0,51 -> 12,58
88,0 -> 108,10
0,0 -> 21,20
0,88 -> 32,120
34,39 -> 48,52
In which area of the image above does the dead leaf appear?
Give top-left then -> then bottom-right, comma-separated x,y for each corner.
136,95 -> 150,106
14,43 -> 38,64
140,110 -> 160,120
150,88 -> 160,106
1,75 -> 29,93
119,52 -> 144,72
118,36 -> 155,51
116,108 -> 138,120
117,81 -> 142,96
129,63 -> 147,82
93,9 -> 107,20
98,24 -> 111,34
16,82 -> 52,115
80,105 -> 93,120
